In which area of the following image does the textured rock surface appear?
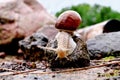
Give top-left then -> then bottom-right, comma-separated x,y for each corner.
87,32 -> 120,59
19,32 -> 90,68
49,35 -> 90,68
19,33 -> 49,61
0,0 -> 56,54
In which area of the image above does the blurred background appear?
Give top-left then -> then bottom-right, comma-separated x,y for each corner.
38,0 -> 120,14
38,0 -> 120,28
0,0 -> 120,28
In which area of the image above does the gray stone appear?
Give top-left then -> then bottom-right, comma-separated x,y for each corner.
87,31 -> 120,59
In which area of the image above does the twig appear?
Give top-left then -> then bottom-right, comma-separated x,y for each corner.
12,69 -> 38,75
0,68 -> 15,72
0,69 -> 38,76
31,61 -> 120,74
91,57 -> 120,62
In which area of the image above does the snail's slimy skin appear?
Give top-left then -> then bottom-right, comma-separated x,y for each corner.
55,31 -> 76,59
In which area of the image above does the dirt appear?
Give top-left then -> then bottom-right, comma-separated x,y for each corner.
0,56 -> 119,80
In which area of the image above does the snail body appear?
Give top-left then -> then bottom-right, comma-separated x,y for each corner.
55,31 -> 76,59
54,10 -> 82,59
37,10 -> 82,60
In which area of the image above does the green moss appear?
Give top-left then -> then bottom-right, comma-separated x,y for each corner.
102,56 -> 115,61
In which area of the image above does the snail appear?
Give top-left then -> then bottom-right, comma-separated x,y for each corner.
54,10 -> 82,60
38,10 -> 82,60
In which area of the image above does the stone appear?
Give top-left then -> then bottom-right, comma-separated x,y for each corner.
0,0 -> 56,54
103,19 -> 120,33
0,52 -> 6,58
19,32 -> 90,68
37,25 -> 58,40
19,33 -> 49,61
77,20 -> 108,41
49,35 -> 90,68
87,31 -> 120,59
77,19 -> 120,41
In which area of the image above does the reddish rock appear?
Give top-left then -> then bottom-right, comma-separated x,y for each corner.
0,0 -> 56,54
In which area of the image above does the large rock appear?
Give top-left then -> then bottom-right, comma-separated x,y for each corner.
19,32 -> 90,68
0,0 -> 56,54
87,31 -> 120,59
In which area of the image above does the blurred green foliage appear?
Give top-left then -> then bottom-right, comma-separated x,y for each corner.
55,4 -> 120,28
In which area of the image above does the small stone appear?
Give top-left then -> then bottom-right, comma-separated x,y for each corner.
52,75 -> 56,78
0,52 -> 6,58
34,77 -> 38,80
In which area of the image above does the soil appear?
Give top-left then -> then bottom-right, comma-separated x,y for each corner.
0,56 -> 119,80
